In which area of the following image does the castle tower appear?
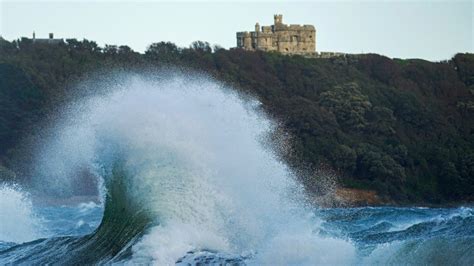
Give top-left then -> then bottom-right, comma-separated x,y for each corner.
274,14 -> 283,24
243,32 -> 252,49
255,22 -> 260,32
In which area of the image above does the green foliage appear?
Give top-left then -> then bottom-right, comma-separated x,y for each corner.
0,37 -> 473,204
145,42 -> 180,62
319,82 -> 372,130
190,40 -> 212,53
330,145 -> 357,172
0,63 -> 43,155
356,144 -> 406,184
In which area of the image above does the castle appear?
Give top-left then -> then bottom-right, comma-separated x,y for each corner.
236,15 -> 316,55
30,32 -> 63,44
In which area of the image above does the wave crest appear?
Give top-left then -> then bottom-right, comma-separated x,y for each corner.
2,72 -> 356,264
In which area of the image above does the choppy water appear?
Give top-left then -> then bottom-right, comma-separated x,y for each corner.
0,72 -> 472,265
1,191 -> 472,265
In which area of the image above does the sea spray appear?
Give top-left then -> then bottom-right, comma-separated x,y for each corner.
3,71 -> 353,264
0,72 -> 473,265
0,184 -> 43,244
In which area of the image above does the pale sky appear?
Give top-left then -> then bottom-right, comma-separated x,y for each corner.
1,1 -> 472,61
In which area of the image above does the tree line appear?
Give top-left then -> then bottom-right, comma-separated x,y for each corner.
0,37 -> 473,204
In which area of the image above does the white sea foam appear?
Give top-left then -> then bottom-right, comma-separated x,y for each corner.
29,72 -> 356,264
78,201 -> 100,213
0,185 -> 43,243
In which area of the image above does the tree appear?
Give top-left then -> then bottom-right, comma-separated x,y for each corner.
190,40 -> 212,53
145,42 -> 180,62
103,45 -> 118,55
319,82 -> 372,131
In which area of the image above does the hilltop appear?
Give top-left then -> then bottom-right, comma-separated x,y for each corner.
0,38 -> 473,205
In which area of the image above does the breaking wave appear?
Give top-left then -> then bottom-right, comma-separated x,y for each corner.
0,72 -> 354,264
0,72 -> 472,265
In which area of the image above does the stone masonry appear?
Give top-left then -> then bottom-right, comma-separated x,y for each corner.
236,14 -> 316,55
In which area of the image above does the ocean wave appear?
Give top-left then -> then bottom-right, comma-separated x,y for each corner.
1,72 -> 472,265
1,72 -> 356,264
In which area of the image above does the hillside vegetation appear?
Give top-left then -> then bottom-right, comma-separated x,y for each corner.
1,38 -> 473,204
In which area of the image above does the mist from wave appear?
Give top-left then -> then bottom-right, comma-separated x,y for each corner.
0,71 -> 472,265
0,72 -> 354,264
0,185 -> 43,246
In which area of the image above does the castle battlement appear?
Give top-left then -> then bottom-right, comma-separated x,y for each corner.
236,14 -> 316,55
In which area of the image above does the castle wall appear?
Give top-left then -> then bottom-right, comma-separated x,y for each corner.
236,32 -> 253,50
236,15 -> 316,55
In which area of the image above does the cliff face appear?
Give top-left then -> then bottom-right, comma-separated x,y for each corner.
0,38 -> 473,205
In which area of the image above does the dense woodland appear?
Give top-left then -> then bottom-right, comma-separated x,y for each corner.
0,37 -> 473,204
